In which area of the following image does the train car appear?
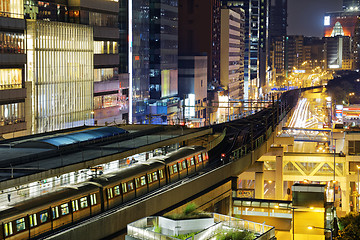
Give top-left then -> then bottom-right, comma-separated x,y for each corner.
0,145 -> 208,240
0,183 -> 100,240
164,146 -> 207,182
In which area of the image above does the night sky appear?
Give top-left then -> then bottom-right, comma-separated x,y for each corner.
287,0 -> 343,37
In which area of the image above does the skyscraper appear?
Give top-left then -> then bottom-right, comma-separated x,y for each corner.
149,0 -> 178,100
221,0 -> 270,99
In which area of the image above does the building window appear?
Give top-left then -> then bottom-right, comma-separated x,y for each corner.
0,0 -> 23,19
0,68 -> 22,90
348,141 -> 360,155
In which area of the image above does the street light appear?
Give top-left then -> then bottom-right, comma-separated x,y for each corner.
308,226 -> 333,240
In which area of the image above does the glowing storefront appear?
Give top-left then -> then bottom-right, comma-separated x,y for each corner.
26,20 -> 94,133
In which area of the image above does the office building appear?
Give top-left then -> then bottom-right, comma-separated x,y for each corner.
324,11 -> 360,69
221,0 -> 270,99
326,36 -> 352,70
178,55 -> 208,127
119,0 -> 150,124
220,8 -> 245,100
149,0 -> 178,100
178,0 -> 221,88
0,0 -> 27,138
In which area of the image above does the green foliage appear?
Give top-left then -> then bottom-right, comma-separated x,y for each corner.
164,203 -> 212,220
172,231 -> 200,240
183,202 -> 197,215
152,219 -> 161,233
326,73 -> 358,105
336,212 -> 360,240
216,229 -> 255,240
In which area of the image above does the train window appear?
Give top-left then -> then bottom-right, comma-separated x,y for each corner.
191,157 -> 195,165
72,200 -> 79,212
122,183 -> 127,193
159,169 -> 164,179
39,210 -> 49,223
127,181 -> 134,191
80,197 -> 88,208
187,158 -> 191,167
16,218 -> 26,232
147,173 -> 153,183
52,206 -> 59,219
182,161 -> 187,169
114,186 -> 120,196
169,166 -> 173,175
173,164 -> 178,173
152,171 -> 158,181
178,162 -> 183,171
135,178 -> 140,188
198,154 -> 202,162
107,188 -> 114,199
140,176 -> 146,186
90,194 -> 97,205
4,222 -> 13,236
61,203 -> 69,215
29,213 -> 37,227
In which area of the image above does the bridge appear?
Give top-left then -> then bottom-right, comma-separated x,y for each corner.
0,89 -> 301,240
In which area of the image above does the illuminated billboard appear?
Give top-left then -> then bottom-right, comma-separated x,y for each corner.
324,12 -> 358,37
324,16 -> 330,26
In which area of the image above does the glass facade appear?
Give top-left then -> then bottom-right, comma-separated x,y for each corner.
0,0 -> 23,18
26,20 -> 93,133
0,69 -> 22,90
94,68 -> 118,82
94,41 -> 118,54
0,102 -> 25,126
0,32 -> 25,54
149,0 -> 178,100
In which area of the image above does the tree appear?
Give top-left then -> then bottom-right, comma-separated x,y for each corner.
336,212 -> 360,240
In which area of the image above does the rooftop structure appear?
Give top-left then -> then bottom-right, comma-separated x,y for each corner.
126,213 -> 275,240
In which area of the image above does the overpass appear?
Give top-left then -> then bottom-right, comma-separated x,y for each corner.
38,90 -> 300,240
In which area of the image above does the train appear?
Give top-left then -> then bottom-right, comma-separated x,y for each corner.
0,146 -> 209,240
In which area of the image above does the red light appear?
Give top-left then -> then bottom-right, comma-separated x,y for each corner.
221,153 -> 225,157
135,56 -> 140,61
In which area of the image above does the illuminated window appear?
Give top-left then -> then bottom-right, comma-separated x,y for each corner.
39,211 -> 48,223
0,0 -> 23,18
173,164 -> 178,173
107,188 -> 113,199
4,222 -> 13,236
159,169 -> 164,179
52,206 -> 59,219
127,181 -> 134,190
61,203 -> 69,215
122,183 -> 127,193
29,214 -> 37,227
72,200 -> 79,212
147,173 -> 153,183
90,194 -> 97,205
152,171 -> 158,181
80,197 -> 88,208
114,186 -> 120,196
16,218 -> 26,232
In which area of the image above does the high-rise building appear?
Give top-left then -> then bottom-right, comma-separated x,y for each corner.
0,0 -> 27,138
119,0 -> 150,123
149,0 -> 178,100
221,0 -> 270,99
178,0 -> 221,88
286,35 -> 304,72
326,36 -> 352,70
220,8 -> 245,100
324,11 -> 360,70
269,0 -> 287,84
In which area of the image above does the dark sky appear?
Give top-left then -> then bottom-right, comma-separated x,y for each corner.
287,0 -> 343,37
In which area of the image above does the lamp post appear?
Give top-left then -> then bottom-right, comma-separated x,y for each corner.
308,226 -> 333,240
